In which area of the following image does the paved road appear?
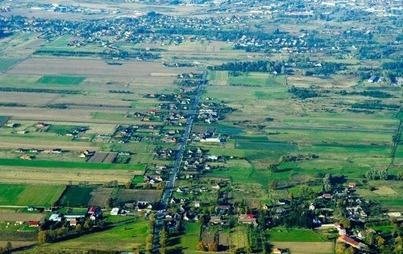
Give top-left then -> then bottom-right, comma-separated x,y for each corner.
152,71 -> 207,253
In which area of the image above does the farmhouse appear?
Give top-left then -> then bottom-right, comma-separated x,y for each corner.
28,221 -> 40,227
337,235 -> 367,250
20,154 -> 32,160
238,214 -> 257,226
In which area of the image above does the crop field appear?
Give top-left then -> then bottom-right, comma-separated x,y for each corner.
268,227 -> 327,242
0,211 -> 44,222
57,186 -> 95,207
115,189 -> 162,203
229,226 -> 249,251
36,75 -> 85,85
0,166 -> 140,185
0,184 -> 65,206
87,188 -> 115,208
270,242 -> 333,254
0,58 -> 19,73
87,152 -> 117,163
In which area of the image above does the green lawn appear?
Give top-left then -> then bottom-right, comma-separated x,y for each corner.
0,184 -> 65,206
36,75 -> 85,85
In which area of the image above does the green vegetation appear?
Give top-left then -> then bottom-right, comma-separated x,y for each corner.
36,75 -> 85,85
33,220 -> 148,252
57,186 -> 94,207
0,184 -> 65,206
0,58 -> 19,72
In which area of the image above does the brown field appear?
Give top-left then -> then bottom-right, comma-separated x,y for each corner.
0,166 -> 141,185
0,135 -> 96,151
88,152 -> 117,163
0,241 -> 37,249
7,58 -> 196,79
116,189 -> 162,203
87,188 -> 114,208
0,212 -> 44,222
271,242 -> 333,254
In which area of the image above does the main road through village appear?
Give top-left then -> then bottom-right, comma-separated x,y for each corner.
152,71 -> 207,253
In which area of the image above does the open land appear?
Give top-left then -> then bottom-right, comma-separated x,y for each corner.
0,0 -> 402,253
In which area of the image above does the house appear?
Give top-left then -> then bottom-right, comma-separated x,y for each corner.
110,207 -> 120,216
28,221 -> 40,227
238,214 -> 257,226
69,219 -> 78,226
87,206 -> 102,217
272,247 -> 289,254
20,154 -> 32,160
337,235 -> 367,250
348,182 -> 356,188
52,148 -> 62,154
368,76 -> 378,83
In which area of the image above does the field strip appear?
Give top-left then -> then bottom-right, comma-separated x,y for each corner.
267,126 -> 395,133
0,167 -> 142,185
271,242 -> 333,254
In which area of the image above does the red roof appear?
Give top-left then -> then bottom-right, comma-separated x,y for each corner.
337,235 -> 360,248
246,214 -> 254,219
29,221 -> 39,227
88,206 -> 98,213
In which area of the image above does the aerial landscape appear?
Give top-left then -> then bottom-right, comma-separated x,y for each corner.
0,0 -> 401,253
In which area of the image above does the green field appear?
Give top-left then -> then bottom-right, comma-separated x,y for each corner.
31,220 -> 148,252
57,186 -> 94,207
268,227 -> 327,242
91,112 -> 127,121
0,184 -> 65,206
36,75 -> 85,85
47,125 -> 87,135
178,222 -> 201,254
0,58 -> 19,72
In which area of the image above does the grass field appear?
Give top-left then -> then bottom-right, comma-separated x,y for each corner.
177,222 -> 201,254
36,75 -> 85,85
31,220 -> 148,252
47,125 -> 87,135
0,184 -> 65,206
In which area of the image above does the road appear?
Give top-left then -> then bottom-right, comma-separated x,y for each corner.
152,71 -> 207,253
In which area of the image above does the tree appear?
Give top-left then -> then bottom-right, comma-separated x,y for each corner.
377,236 -> 386,250
269,181 -> 278,190
196,241 -> 207,251
38,230 -> 49,244
159,229 -> 167,248
208,242 -> 218,252
3,242 -> 12,253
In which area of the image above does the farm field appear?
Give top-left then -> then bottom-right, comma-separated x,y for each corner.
0,2 -> 402,253
270,242 -> 334,254
0,184 -> 65,206
0,166 -> 140,185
